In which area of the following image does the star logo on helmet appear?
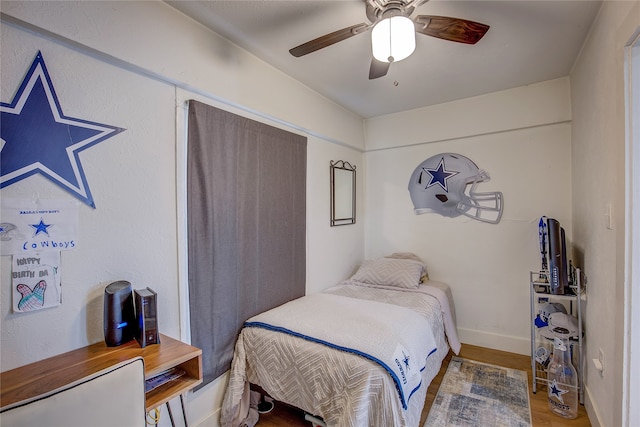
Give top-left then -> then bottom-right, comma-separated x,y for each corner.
422,157 -> 458,192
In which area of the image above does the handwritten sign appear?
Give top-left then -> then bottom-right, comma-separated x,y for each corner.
1,198 -> 77,255
12,251 -> 62,312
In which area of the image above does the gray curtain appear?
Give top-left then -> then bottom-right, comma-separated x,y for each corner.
187,100 -> 307,387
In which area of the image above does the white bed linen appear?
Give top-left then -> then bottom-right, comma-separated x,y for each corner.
332,280 -> 461,354
220,282 -> 455,427
244,292 -> 437,409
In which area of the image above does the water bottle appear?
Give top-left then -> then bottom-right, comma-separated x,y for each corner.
547,337 -> 578,418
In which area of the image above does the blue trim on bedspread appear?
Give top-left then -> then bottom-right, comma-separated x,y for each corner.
244,321 -> 438,410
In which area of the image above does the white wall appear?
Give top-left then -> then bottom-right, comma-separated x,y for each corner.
4,1 -> 638,427
1,21 -> 181,358
363,78 -> 573,355
570,1 -> 640,426
0,2 -> 364,426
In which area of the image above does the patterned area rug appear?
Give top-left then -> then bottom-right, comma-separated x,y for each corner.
424,357 -> 532,427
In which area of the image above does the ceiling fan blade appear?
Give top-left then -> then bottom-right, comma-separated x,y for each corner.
415,15 -> 489,45
369,58 -> 390,79
290,23 -> 370,57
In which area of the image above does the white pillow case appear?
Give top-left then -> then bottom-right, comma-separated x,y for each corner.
385,252 -> 429,282
350,258 -> 424,289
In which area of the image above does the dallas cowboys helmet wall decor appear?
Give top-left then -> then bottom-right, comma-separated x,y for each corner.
408,153 -> 504,224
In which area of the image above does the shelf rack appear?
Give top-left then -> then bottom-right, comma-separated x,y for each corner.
530,266 -> 585,405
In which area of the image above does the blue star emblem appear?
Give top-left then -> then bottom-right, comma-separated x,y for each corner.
30,218 -> 53,237
422,157 -> 458,192
403,351 -> 411,370
549,379 -> 569,404
1,51 -> 125,208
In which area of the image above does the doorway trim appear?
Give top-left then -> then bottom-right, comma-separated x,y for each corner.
623,26 -> 640,427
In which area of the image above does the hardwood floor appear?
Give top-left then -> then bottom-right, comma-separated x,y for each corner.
255,344 -> 591,427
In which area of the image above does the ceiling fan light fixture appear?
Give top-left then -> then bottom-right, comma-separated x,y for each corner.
371,15 -> 415,63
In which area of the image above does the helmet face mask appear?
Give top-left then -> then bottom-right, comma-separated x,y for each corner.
408,153 -> 504,224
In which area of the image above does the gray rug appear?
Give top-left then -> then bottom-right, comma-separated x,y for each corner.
424,357 -> 532,427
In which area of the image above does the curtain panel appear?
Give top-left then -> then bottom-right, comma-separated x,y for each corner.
187,100 -> 307,387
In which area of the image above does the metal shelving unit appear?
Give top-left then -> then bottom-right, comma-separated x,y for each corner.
529,266 -> 585,404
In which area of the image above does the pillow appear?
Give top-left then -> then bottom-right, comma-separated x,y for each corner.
385,252 -> 429,282
350,258 -> 424,289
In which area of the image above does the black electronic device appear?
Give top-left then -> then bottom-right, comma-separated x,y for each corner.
561,227 -> 569,288
134,287 -> 159,348
547,218 -> 568,295
103,281 -> 135,347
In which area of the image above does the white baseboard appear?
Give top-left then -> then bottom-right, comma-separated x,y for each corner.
187,373 -> 227,427
457,327 -> 531,355
192,410 -> 220,427
584,384 -> 602,427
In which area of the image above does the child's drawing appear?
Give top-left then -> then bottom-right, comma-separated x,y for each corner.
11,252 -> 62,312
16,280 -> 47,311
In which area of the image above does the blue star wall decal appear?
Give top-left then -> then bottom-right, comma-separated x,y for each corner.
1,51 -> 125,208
422,157 -> 458,192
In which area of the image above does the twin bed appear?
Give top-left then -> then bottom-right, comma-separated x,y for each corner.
220,254 -> 460,427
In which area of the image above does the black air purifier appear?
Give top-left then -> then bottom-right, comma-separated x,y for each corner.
103,281 -> 135,346
547,218 -> 568,295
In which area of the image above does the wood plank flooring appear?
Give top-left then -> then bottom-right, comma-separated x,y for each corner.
255,344 -> 591,427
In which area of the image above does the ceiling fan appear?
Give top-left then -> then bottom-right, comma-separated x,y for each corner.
289,0 -> 490,80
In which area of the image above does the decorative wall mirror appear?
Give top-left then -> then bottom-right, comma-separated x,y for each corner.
330,160 -> 356,226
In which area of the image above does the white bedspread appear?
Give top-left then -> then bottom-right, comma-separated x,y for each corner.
244,293 -> 437,410
220,282 -> 457,427
331,280 -> 461,354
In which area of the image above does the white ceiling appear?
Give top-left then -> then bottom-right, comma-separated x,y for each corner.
165,0 -> 602,118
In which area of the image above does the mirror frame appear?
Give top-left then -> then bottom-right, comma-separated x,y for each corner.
330,160 -> 356,226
